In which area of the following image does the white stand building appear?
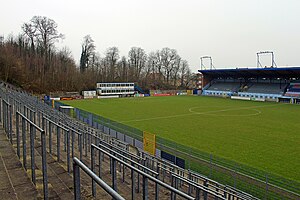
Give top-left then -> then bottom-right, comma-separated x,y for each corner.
96,83 -> 135,98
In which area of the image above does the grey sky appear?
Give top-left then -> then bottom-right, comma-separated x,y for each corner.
1,0 -> 299,72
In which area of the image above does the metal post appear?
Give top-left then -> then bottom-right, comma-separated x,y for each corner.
73,162 -> 81,200
22,117 -> 27,170
137,165 -> 140,193
215,184 -> 219,200
16,113 -> 20,158
131,163 -> 135,200
85,133 -> 87,156
171,175 -> 175,200
203,180 -> 208,200
88,133 -> 90,153
41,131 -> 48,200
38,111 -> 41,127
2,100 -> 4,131
79,134 -> 83,161
9,104 -> 13,144
91,146 -> 96,197
143,175 -> 149,200
67,130 -> 70,173
155,167 -> 159,200
122,161 -> 125,183
112,157 -> 117,192
196,187 -> 200,200
188,171 -> 191,195
64,129 -> 67,152
71,130 -> 74,158
57,126 -> 60,161
4,102 -> 6,133
30,124 -> 36,185
99,151 -> 103,178
49,121 -> 52,154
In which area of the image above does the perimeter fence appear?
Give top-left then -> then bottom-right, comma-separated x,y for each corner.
54,100 -> 300,199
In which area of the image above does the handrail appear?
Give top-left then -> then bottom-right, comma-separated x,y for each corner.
15,110 -> 48,199
97,142 -> 158,176
17,111 -> 43,132
91,144 -> 195,200
43,116 -> 69,132
171,173 -> 226,199
73,157 -> 125,200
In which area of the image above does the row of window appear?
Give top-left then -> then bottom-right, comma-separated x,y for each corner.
99,89 -> 134,93
97,83 -> 134,87
205,92 -> 278,99
239,94 -> 276,99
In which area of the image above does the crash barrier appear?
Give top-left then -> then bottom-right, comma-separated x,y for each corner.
0,85 -> 260,200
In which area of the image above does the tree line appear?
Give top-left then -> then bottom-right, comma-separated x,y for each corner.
0,16 -> 197,94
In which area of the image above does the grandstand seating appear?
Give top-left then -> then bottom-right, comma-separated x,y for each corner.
285,82 -> 300,97
202,80 -> 241,97
246,83 -> 287,94
206,82 -> 241,92
202,79 -> 288,99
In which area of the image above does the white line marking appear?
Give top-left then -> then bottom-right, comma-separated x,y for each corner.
120,103 -> 283,123
189,107 -> 262,117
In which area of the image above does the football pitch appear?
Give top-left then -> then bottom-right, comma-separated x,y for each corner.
63,96 -> 300,183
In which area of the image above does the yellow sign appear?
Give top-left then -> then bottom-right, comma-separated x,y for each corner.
187,90 -> 193,95
143,131 -> 156,155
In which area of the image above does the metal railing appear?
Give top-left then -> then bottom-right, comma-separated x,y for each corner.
98,138 -> 256,200
0,85 -> 264,200
15,111 -> 48,199
2,98 -> 13,143
42,116 -> 72,173
91,143 -> 195,200
73,157 -> 125,200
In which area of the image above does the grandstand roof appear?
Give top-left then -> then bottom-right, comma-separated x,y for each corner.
198,67 -> 300,79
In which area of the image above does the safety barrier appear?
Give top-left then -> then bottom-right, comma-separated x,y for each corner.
91,144 -> 195,200
0,84 -> 264,200
15,111 -> 48,199
73,157 -> 125,200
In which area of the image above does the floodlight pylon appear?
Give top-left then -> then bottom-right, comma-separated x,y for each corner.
256,51 -> 277,68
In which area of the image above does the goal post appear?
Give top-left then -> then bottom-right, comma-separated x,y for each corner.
143,131 -> 156,155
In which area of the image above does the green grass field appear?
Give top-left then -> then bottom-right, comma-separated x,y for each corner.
63,96 -> 300,183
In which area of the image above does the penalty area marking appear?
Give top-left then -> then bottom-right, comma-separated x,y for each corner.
188,107 -> 262,117
120,103 -> 282,123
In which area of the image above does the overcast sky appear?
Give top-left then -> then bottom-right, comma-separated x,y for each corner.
1,0 -> 300,72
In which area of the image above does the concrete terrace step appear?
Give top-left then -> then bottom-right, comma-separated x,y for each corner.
10,126 -> 74,199
0,128 -> 38,200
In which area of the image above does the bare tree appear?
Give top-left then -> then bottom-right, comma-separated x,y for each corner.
180,60 -> 189,88
22,16 -> 64,74
80,35 -> 96,73
32,16 -> 64,54
160,47 -> 178,84
0,35 -> 4,45
171,56 -> 182,88
104,47 -> 119,81
22,22 -> 36,53
118,56 -> 128,81
128,47 -> 147,80
150,51 -> 162,79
